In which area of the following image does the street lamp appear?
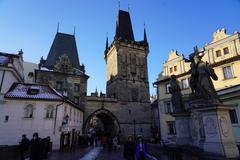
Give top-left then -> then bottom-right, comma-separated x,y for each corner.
133,119 -> 136,140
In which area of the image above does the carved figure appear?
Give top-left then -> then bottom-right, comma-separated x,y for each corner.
188,46 -> 220,103
169,75 -> 185,113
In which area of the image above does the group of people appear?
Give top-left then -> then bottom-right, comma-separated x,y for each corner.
123,135 -> 147,160
19,133 -> 51,160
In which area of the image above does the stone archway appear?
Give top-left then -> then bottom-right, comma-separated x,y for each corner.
83,109 -> 120,137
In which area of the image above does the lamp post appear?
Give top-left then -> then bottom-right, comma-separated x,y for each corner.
133,119 -> 136,140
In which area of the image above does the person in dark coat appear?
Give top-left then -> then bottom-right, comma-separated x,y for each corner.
123,135 -> 135,160
135,136 -> 147,160
30,132 -> 42,160
19,134 -> 30,160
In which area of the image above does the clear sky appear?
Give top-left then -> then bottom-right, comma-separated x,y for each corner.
0,0 -> 240,96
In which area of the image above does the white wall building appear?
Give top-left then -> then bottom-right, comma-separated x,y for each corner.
0,51 -> 24,100
0,83 -> 83,150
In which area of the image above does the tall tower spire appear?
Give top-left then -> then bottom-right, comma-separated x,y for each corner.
144,22 -> 148,43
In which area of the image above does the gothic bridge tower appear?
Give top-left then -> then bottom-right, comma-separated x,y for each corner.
105,10 -> 150,103
102,9 -> 151,139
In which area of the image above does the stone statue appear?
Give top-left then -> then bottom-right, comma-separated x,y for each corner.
169,75 -> 185,113
189,46 -> 220,103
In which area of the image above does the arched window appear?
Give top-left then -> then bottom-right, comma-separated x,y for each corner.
24,104 -> 34,118
46,105 -> 54,118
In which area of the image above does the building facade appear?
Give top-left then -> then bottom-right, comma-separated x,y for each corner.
36,32 -> 89,110
0,83 -> 83,150
154,28 -> 240,144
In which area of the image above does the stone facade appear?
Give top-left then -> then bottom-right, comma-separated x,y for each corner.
84,10 -> 151,141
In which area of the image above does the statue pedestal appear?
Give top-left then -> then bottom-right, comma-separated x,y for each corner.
193,104 -> 239,158
172,112 -> 191,146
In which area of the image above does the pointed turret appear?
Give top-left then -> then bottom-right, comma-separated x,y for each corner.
144,23 -> 148,43
43,32 -> 80,70
114,10 -> 135,41
105,32 -> 109,53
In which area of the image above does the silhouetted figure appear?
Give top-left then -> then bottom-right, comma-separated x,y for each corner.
113,135 -> 118,151
30,132 -> 42,160
108,136 -> 113,152
19,134 -> 30,160
123,135 -> 135,160
42,136 -> 51,159
135,136 -> 147,160
101,134 -> 107,150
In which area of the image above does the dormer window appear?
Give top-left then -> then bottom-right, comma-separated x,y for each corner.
27,86 -> 39,95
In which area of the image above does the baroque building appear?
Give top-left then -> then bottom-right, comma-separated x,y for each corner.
153,28 -> 240,145
84,9 -> 151,140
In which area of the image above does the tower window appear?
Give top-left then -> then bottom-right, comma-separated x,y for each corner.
74,96 -> 79,105
131,88 -> 138,102
170,67 -> 173,73
74,84 -> 80,92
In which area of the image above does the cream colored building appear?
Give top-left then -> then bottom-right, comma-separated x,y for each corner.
154,28 -> 240,144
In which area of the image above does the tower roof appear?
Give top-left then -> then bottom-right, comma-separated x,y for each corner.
43,32 -> 80,70
115,10 -> 135,41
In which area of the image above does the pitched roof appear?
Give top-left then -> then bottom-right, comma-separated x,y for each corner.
5,83 -> 63,101
43,32 -> 80,70
115,10 -> 135,41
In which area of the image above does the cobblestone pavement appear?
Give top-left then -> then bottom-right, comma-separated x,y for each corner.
49,146 -> 156,160
48,147 -> 91,160
95,147 -> 124,160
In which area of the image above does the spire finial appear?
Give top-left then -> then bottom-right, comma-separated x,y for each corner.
128,3 -> 130,12
57,22 -> 59,33
144,22 -> 148,43
105,32 -> 109,51
73,26 -> 76,36
118,0 -> 121,10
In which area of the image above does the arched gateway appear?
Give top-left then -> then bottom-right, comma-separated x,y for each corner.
83,108 -> 120,137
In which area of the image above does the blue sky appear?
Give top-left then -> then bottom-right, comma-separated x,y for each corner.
0,0 -> 240,95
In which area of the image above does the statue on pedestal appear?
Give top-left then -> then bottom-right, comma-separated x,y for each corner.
188,46 -> 220,104
169,75 -> 185,113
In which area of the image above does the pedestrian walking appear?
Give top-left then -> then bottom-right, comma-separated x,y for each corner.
123,135 -> 135,160
19,134 -> 30,160
101,134 -> 107,150
30,132 -> 42,160
135,136 -> 147,160
107,136 -> 113,152
113,135 -> 118,151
